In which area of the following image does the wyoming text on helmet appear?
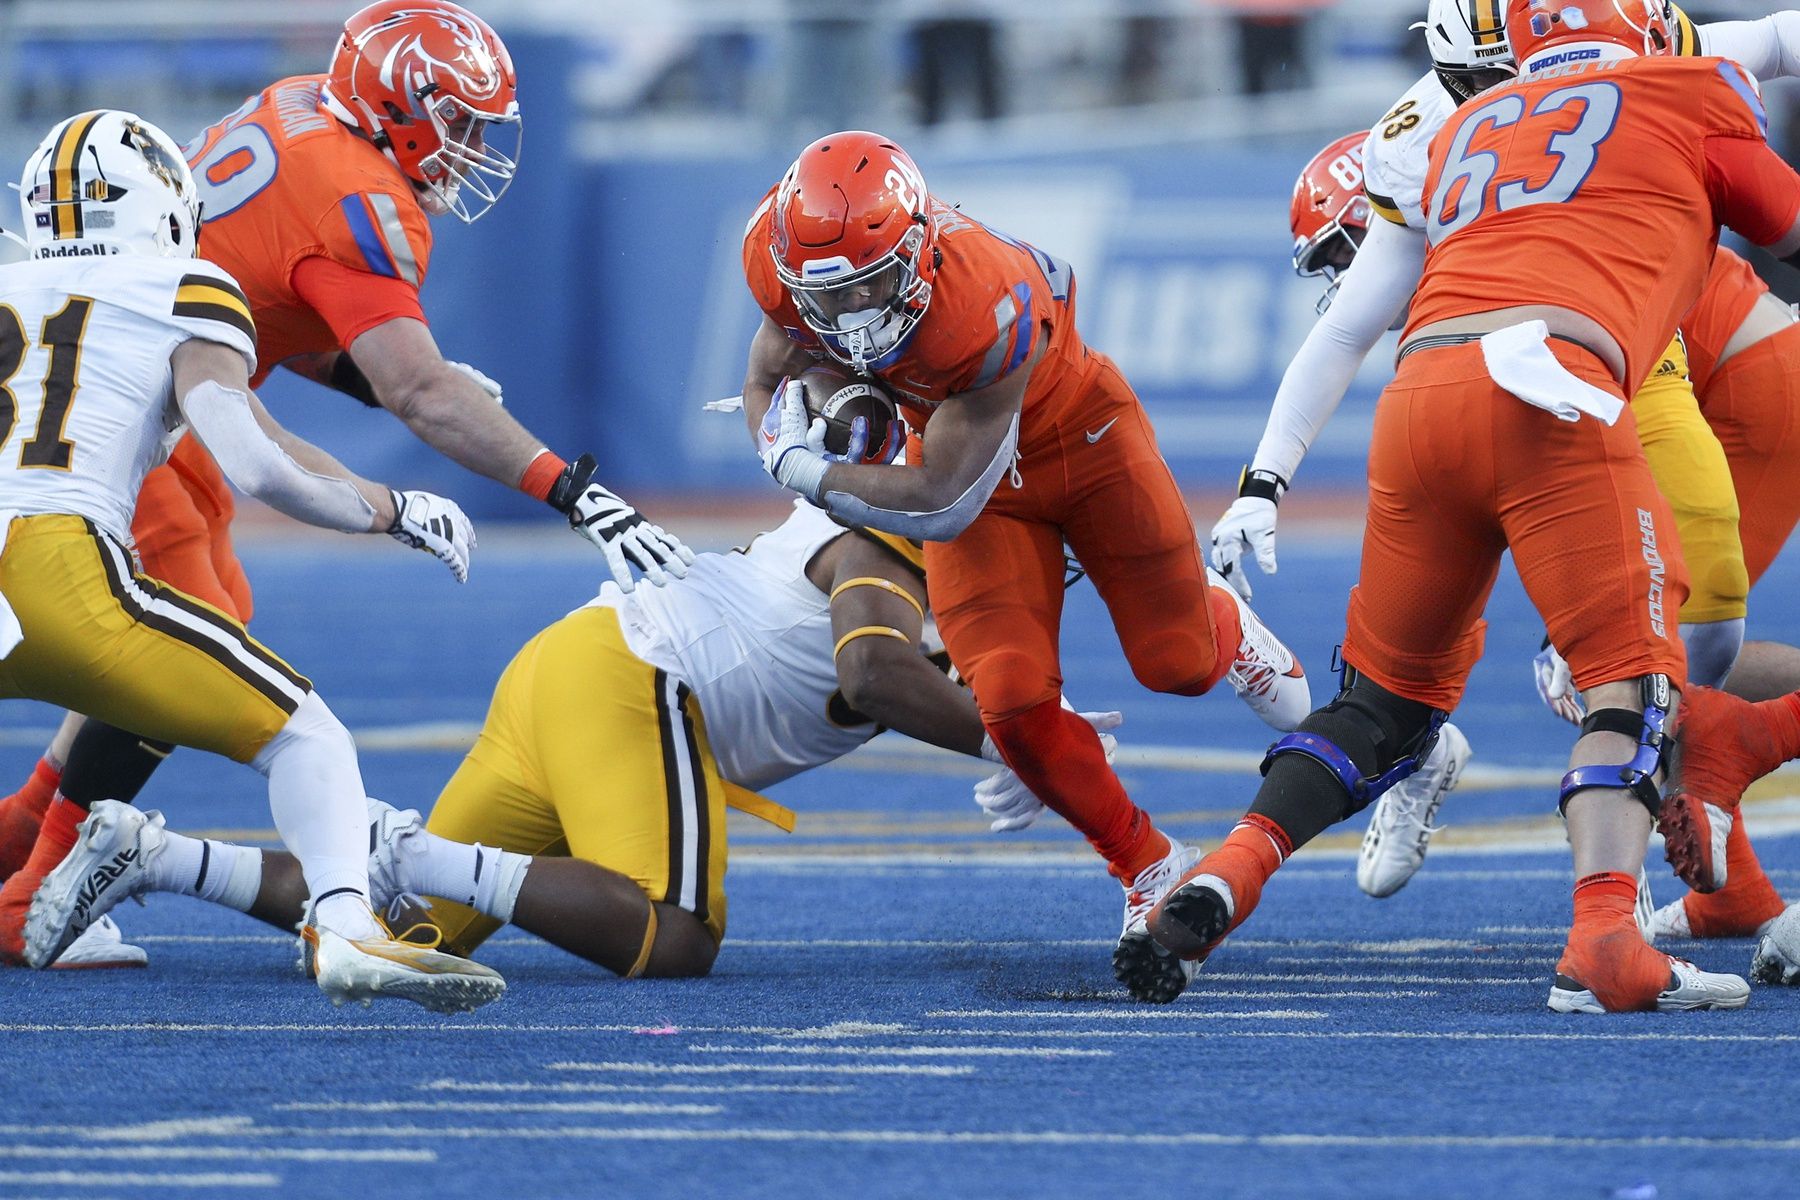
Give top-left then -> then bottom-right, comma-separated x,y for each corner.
322,0 -> 521,223
769,132 -> 940,373
16,110 -> 200,260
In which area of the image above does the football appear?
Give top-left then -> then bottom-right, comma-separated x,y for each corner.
798,365 -> 901,463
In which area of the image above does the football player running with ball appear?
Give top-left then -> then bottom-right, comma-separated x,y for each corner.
1149,0 -> 1800,1013
0,0 -> 693,964
742,131 -> 1311,1003
0,111 -> 500,1010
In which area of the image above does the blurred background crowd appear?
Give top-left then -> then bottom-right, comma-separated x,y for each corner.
0,0 -> 1788,517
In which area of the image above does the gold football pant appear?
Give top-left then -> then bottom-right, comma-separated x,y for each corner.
425,605 -> 730,953
1633,337 -> 1748,624
0,515 -> 306,761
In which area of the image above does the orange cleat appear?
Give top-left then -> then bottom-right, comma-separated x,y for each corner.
1662,688 -> 1800,893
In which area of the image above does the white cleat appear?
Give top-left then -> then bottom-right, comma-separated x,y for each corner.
1111,838 -> 1202,1004
1750,903 -> 1800,985
50,915 -> 148,970
23,801 -> 165,969
1645,897 -> 1691,945
1207,566 -> 1310,731
1548,955 -> 1750,1013
1356,723 -> 1472,898
365,796 -> 426,910
304,911 -> 504,1014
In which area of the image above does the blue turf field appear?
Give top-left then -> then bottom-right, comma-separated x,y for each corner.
5,516 -> 1800,1200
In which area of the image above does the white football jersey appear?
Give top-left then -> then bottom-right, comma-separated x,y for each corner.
0,254 -> 255,543
588,500 -> 903,791
1360,72 -> 1454,233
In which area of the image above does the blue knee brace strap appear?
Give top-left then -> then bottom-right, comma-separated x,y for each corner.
1261,712 -> 1446,807
1557,675 -> 1671,817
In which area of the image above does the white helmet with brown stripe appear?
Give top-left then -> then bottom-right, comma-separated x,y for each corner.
1414,0 -> 1520,102
17,110 -> 200,260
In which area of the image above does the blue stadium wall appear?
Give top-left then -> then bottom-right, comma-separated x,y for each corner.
258,33 -> 1393,519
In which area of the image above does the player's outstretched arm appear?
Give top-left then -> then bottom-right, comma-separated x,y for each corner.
348,315 -> 692,589
1699,13 -> 1800,80
1211,216 -> 1425,596
819,532 -> 984,756
172,338 -> 475,581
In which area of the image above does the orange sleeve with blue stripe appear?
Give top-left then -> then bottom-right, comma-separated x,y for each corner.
958,281 -> 1039,393
318,189 -> 431,288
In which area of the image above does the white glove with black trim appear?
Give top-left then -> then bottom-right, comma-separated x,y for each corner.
546,453 -> 694,593
446,360 -> 504,405
1210,496 -> 1279,601
388,489 -> 475,583
975,710 -> 1123,832
1533,641 -> 1586,725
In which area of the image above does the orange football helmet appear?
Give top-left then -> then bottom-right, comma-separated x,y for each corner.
1291,131 -> 1372,312
1506,0 -> 1675,65
322,0 -> 520,222
769,131 -> 939,372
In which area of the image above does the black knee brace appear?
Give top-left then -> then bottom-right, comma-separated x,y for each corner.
1261,664 -> 1445,820
1557,674 -> 1671,818
58,721 -> 174,809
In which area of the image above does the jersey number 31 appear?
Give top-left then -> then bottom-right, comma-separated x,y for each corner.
0,297 -> 92,471
1427,81 -> 1622,243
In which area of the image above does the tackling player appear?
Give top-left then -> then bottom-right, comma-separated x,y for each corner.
65,502 -> 1101,977
1147,0 -> 1800,1013
0,109 -> 499,1010
0,0 -> 693,960
743,131 -> 1311,1003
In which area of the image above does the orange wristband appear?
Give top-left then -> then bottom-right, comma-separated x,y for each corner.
520,449 -> 567,502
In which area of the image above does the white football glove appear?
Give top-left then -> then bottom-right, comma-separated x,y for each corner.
545,454 -> 694,592
759,378 -> 833,499
975,710 -> 1123,832
387,489 -> 475,583
1210,496 -> 1279,600
1533,642 -> 1586,725
446,360 -> 503,405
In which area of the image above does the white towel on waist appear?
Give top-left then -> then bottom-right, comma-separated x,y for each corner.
0,514 -> 19,660
1479,320 -> 1624,426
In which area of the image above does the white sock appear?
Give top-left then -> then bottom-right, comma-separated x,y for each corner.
251,692 -> 380,941
403,829 -> 531,925
147,830 -> 264,912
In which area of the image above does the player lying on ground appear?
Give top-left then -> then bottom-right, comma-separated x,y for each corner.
1146,0 -> 1800,1013
745,131 -> 1311,1004
0,110 -> 498,1011
0,0 -> 695,967
64,499 -> 1098,976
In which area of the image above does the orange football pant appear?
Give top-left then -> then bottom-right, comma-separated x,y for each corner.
1698,322 -> 1800,590
132,433 -> 253,622
924,351 -> 1236,879
1342,342 -> 1689,711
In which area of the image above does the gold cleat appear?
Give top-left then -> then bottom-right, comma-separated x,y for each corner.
304,913 -> 503,1014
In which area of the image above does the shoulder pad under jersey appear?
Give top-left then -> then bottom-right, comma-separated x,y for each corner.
1362,72 -> 1457,232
